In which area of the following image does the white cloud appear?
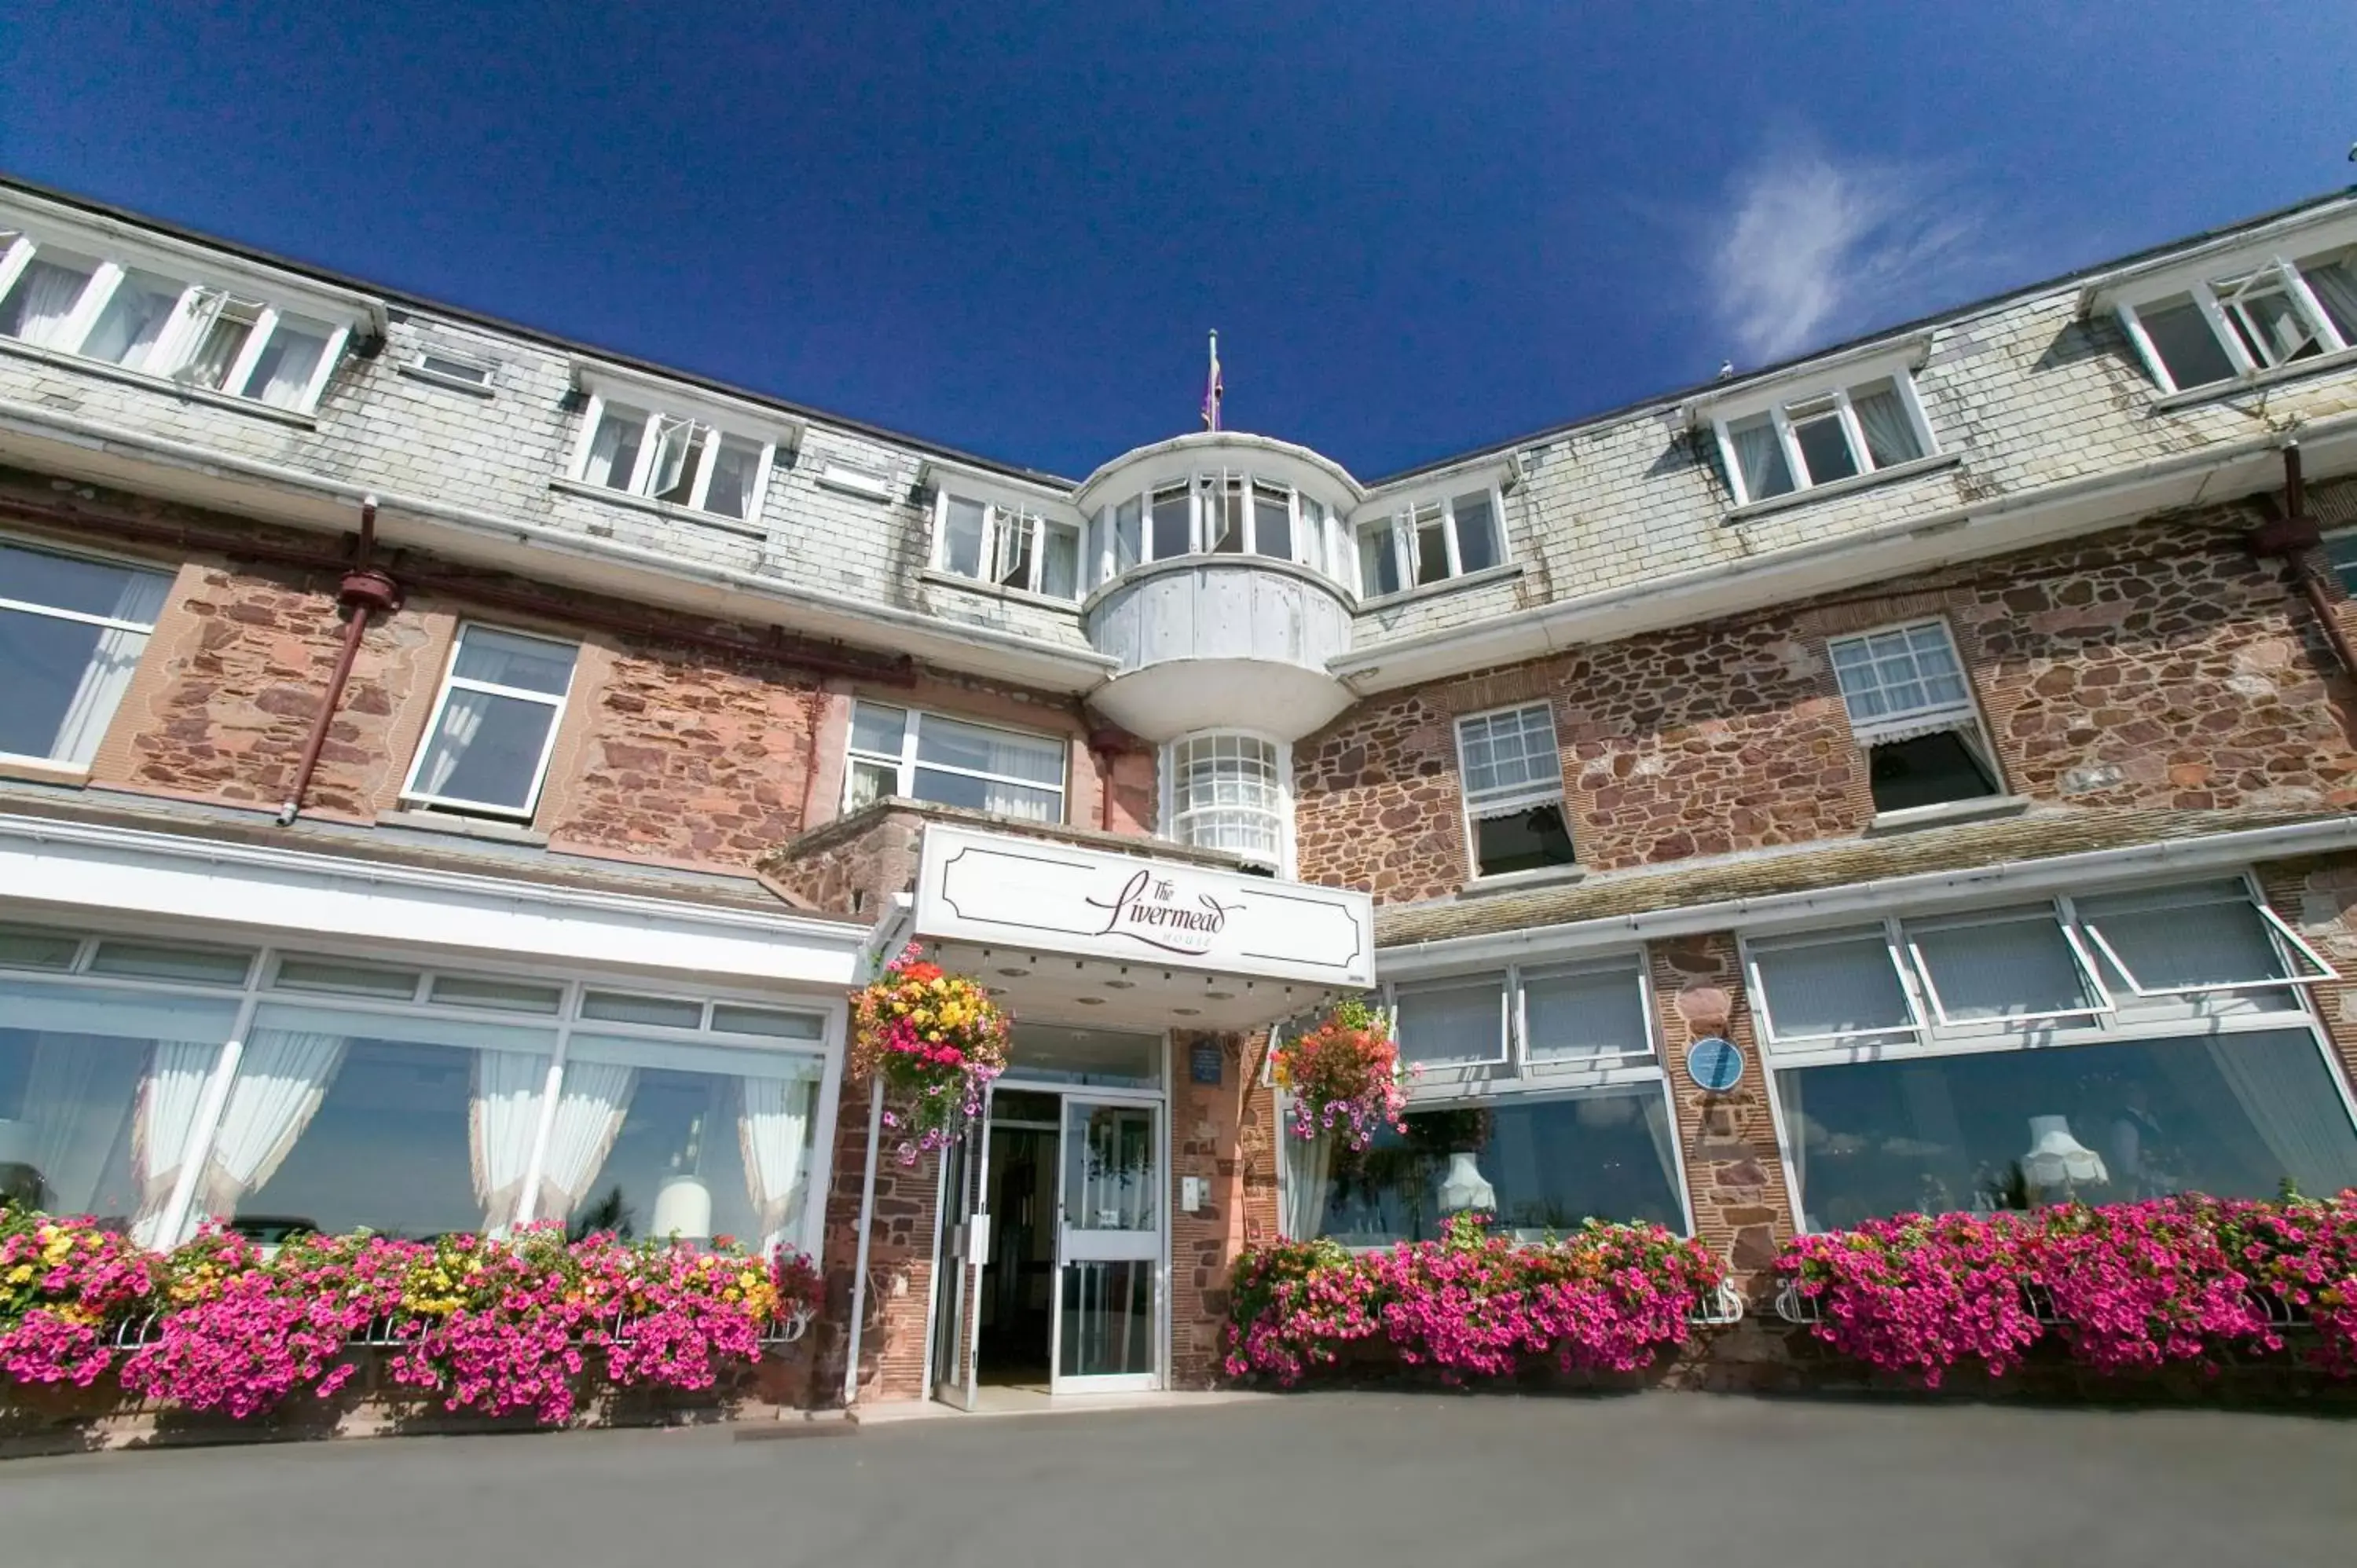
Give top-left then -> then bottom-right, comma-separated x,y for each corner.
1706,144 -> 1991,367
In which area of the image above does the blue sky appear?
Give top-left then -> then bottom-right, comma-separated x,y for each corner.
4,3 -> 2353,479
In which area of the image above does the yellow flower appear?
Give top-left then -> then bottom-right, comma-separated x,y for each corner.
6,1264 -> 31,1286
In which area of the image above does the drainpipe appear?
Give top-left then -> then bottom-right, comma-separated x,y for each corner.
839,1075 -> 885,1409
2249,441 -> 2357,681
277,496 -> 402,826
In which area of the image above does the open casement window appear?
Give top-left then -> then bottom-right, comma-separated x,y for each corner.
2117,247 -> 2357,394
844,700 -> 1067,823
1354,486 -> 1506,597
572,395 -> 775,522
1713,375 -> 1934,507
1091,474 -> 1338,587
1518,958 -> 1655,1068
0,236 -> 352,413
0,539 -> 173,768
401,625 -> 580,821
934,493 -> 1081,601
2074,881 -> 2336,1002
1747,926 -> 1923,1053
1386,972 -> 1512,1069
1454,703 -> 1574,877
1902,906 -> 2114,1031
1826,620 -> 2002,813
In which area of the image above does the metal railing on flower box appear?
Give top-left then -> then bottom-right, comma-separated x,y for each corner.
104,1302 -> 819,1354
1686,1280 -> 1747,1328
1771,1279 -> 2309,1330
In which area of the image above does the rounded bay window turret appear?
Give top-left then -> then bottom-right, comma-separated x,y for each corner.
1166,731 -> 1288,870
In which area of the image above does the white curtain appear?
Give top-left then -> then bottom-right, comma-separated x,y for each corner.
1850,385 -> 1923,468
2208,1038 -> 2357,1198
5,260 -> 91,348
249,324 -> 328,409
1281,1125 -> 1332,1240
2308,258 -> 2357,345
9,1035 -> 141,1219
585,405 -> 643,489
533,1061 -> 636,1229
195,1030 -> 348,1222
52,570 -> 170,765
80,276 -> 179,367
1730,419 -> 1790,499
469,1051 -> 548,1232
128,1040 -> 218,1247
738,1074 -> 815,1255
415,688 -> 491,797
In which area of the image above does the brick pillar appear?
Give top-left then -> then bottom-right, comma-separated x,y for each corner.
811,1079 -> 943,1405
1646,933 -> 1798,1295
1165,1030 -> 1278,1387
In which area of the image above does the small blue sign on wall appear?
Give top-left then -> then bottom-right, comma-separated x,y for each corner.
1190,1040 -> 1223,1086
1685,1035 -> 1744,1094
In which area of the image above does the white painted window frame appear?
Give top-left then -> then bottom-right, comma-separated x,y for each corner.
0,233 -> 353,413
1158,729 -> 1292,873
2077,884 -> 2337,999
0,535 -> 174,767
1824,617 -> 1989,746
1353,482 -> 1512,599
930,492 -> 1083,601
1453,701 -> 1571,878
2113,248 -> 2357,394
1709,371 -> 1938,507
566,391 -> 779,523
399,623 -> 580,822
841,699 -> 1069,822
1902,904 -> 2117,1031
1088,474 -> 1348,589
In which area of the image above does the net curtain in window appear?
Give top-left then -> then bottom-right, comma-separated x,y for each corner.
532,1060 -> 638,1228
470,1051 -> 550,1232
49,569 -> 170,767
738,1074 -> 815,1255
192,1030 -> 350,1224
3,259 -> 91,349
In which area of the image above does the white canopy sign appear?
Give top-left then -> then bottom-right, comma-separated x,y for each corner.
912,825 -> 1373,989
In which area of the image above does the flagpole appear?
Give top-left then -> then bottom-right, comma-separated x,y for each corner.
1203,329 -> 1222,433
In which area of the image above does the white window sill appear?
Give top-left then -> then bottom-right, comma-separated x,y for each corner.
1864,794 -> 2032,837
1356,561 -> 1523,613
918,567 -> 1084,614
2151,346 -> 2357,412
378,806 -> 550,846
1460,863 -> 1585,898
547,477 -> 769,539
0,336 -> 322,427
1724,451 -> 1962,523
398,363 -> 497,397
0,754 -> 91,787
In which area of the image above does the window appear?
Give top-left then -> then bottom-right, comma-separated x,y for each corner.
932,493 -> 1082,600
1454,703 -> 1574,877
0,539 -> 172,767
570,394 -> 775,522
1825,620 -> 2001,814
1353,486 -> 1507,596
1391,973 -> 1511,1068
407,350 -> 495,391
844,701 -> 1066,822
1089,474 -> 1345,587
401,625 -> 579,820
2117,247 -> 2357,394
1750,880 -> 2357,1230
0,234 -> 353,412
1166,732 -> 1285,867
2327,532 -> 2357,595
1714,375 -> 1934,506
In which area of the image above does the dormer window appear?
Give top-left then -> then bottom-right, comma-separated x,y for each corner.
572,395 -> 775,522
1713,374 -> 1934,507
1353,485 -> 1506,597
0,231 -> 355,413
2115,248 -> 2357,394
934,492 -> 1083,600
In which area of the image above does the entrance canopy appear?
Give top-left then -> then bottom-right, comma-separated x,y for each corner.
907,824 -> 1374,1034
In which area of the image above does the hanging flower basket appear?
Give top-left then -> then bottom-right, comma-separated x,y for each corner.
1271,997 -> 1411,1152
850,945 -> 1012,1166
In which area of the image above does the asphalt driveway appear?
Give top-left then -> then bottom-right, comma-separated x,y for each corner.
5,1393 -> 2353,1567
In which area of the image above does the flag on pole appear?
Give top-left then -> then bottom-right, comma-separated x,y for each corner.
1200,329 -> 1223,431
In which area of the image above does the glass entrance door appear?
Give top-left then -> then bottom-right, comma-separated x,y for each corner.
929,1094 -> 992,1409
1051,1096 -> 1163,1392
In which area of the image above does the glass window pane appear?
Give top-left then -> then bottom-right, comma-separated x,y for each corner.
273,955 -> 421,999
429,973 -> 565,1014
1457,705 -> 1560,801
583,402 -> 648,489
1868,730 -> 1998,812
0,979 -> 236,1233
1208,481 -> 1245,553
1300,1089 -> 1685,1245
210,1003 -> 559,1240
1791,412 -> 1860,485
1357,522 -> 1401,597
178,299 -> 259,390
0,539 -> 167,621
242,314 -> 332,408
2077,885 -> 2293,995
849,702 -> 908,760
2302,255 -> 2357,345
1413,507 -> 1450,585
941,496 -> 987,578
81,270 -> 184,368
709,1004 -> 825,1040
1753,933 -> 1912,1044
0,926 -> 80,970
1778,1029 -> 2357,1230
411,689 -> 558,811
1849,381 -> 1924,467
648,419 -> 706,504
1006,1025 -> 1162,1087
1393,975 -> 1505,1065
1727,413 -> 1794,500
1450,493 -> 1498,573
451,626 -> 575,694
1113,496 -> 1143,573
0,255 -> 98,349
580,991 -> 706,1030
1038,519 -> 1081,599
556,1034 -> 822,1253
701,434 -> 764,520
1523,965 -> 1649,1062
1150,485 -> 1192,560
915,715 -> 1065,785
0,607 -> 110,761
1252,485 -> 1292,560
907,768 -> 1059,820
86,940 -> 254,985
1908,912 -> 2097,1022
1472,804 -> 1574,875
1063,1101 -> 1157,1232
1058,1260 -> 1155,1378
2135,296 -> 2237,390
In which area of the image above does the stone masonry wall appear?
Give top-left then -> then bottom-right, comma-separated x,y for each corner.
1167,1031 -> 1282,1388
1297,505 -> 2357,904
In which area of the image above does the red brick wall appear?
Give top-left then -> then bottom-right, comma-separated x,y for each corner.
1296,512 -> 2357,904
1167,1031 -> 1281,1388
813,1084 -> 943,1405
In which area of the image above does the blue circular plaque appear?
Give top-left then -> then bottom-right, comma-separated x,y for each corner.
1685,1035 -> 1743,1093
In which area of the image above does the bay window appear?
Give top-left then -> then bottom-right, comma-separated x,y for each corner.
0,539 -> 173,768
2117,247 -> 2357,394
1164,731 -> 1287,867
1353,485 -> 1506,595
845,701 -> 1066,822
401,625 -> 580,821
1714,373 -> 1934,507
1748,877 -> 2357,1232
570,394 -> 777,522
1283,954 -> 1684,1243
1087,473 -> 1346,588
1454,702 -> 1574,878
933,492 -> 1082,600
1825,619 -> 2003,814
0,231 -> 355,413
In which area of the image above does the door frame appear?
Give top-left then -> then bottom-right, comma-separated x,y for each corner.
926,1083 -> 995,1410
1047,1085 -> 1168,1394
